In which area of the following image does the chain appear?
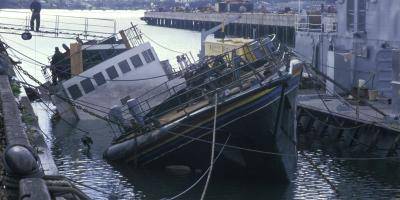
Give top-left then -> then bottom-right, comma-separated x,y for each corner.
16,65 -> 43,86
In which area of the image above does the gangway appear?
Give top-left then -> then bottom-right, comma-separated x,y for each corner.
0,10 -> 116,40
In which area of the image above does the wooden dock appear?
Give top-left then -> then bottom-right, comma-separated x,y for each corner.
142,11 -> 298,46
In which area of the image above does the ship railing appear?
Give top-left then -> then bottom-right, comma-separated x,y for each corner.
126,33 -> 278,106
129,34 -> 282,114
0,9 -> 116,39
123,23 -> 145,48
295,13 -> 337,33
121,36 -> 286,122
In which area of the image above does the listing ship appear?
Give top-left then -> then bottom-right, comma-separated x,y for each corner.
45,25 -> 186,122
104,35 -> 304,181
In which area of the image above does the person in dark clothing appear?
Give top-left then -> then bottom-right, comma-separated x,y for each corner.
50,47 -> 64,84
30,0 -> 41,32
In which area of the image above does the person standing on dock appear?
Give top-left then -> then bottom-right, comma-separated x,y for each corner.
30,0 -> 42,32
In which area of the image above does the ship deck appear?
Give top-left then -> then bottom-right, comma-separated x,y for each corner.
158,99 -> 209,125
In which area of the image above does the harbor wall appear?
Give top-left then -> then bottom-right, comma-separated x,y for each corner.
0,75 -> 51,199
0,51 -> 89,199
297,105 -> 400,158
141,11 -> 296,46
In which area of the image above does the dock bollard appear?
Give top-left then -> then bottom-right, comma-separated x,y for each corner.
3,145 -> 42,178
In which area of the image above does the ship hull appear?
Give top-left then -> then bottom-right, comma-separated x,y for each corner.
105,75 -> 300,181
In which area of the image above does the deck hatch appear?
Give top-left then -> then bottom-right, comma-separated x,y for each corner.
80,78 -> 95,94
106,66 -> 119,80
130,54 -> 143,68
118,60 -> 131,73
67,84 -> 83,100
93,72 -> 106,86
142,49 -> 155,63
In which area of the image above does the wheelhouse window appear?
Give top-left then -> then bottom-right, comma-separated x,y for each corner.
93,72 -> 106,86
142,49 -> 155,63
106,66 -> 119,80
118,60 -> 131,73
67,84 -> 83,100
80,78 -> 95,94
347,0 -> 355,32
357,0 -> 366,32
347,0 -> 366,32
130,54 -> 144,68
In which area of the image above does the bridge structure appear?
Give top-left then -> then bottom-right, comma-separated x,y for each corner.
0,10 -> 116,40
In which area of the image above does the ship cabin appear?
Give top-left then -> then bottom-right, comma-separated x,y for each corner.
49,25 -> 180,121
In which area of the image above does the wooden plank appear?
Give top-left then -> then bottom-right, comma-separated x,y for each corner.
119,30 -> 132,49
70,43 -> 83,75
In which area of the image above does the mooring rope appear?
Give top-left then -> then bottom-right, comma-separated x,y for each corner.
200,93 -> 218,200
142,32 -> 186,54
164,134 -> 231,200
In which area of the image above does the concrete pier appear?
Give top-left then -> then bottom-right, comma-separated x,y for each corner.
142,11 -> 297,46
297,93 -> 400,157
0,58 -> 89,199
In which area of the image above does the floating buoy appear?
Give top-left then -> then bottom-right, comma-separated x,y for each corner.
21,32 -> 32,40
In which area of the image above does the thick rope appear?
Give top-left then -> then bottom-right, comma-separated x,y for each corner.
200,93 -> 218,200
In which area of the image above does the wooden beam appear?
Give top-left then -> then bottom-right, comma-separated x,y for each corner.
119,30 -> 132,49
70,43 -> 83,75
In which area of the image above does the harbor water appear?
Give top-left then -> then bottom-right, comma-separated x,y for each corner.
3,9 -> 400,200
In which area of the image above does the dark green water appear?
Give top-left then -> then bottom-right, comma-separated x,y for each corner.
33,102 -> 400,200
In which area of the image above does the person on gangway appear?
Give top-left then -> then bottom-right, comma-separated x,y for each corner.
30,0 -> 42,32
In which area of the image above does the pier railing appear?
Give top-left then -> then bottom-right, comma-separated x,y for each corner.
0,10 -> 116,39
